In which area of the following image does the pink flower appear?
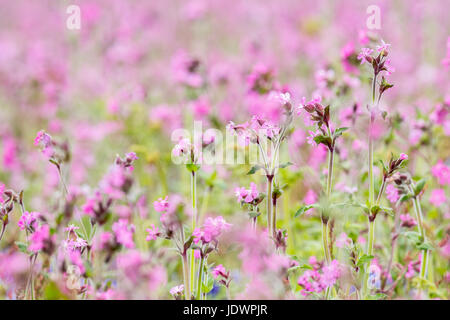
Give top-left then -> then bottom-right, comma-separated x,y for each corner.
34,130 -> 54,158
116,250 -> 143,283
169,284 -> 184,297
383,59 -> 395,75
0,183 -> 4,203
386,184 -> 399,203
193,216 -> 231,244
304,189 -> 317,205
28,224 -> 51,253
112,219 -> 135,249
357,48 -> 373,64
335,232 -> 351,248
145,224 -> 160,241
399,214 -> 417,228
34,130 -> 52,147
212,264 -> 227,278
306,130 -> 319,147
376,39 -> 391,53
431,160 -> 450,185
235,182 -> 259,203
399,153 -> 408,161
125,152 -> 138,162
429,189 -> 446,207
18,211 -> 39,231
153,196 -> 169,212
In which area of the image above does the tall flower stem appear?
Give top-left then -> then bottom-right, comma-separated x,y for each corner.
266,175 -> 274,236
182,252 -> 191,300
196,256 -> 205,300
409,185 -> 429,281
362,74 -> 378,298
272,195 -> 277,236
190,171 -> 197,299
323,144 -> 335,299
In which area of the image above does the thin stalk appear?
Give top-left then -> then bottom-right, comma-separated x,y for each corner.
363,74 -> 378,299
0,224 -> 5,241
190,171 -> 197,299
321,221 -> 330,264
376,178 -> 387,206
266,175 -> 274,236
272,197 -> 277,236
409,185 -> 429,280
181,253 -> 191,300
326,148 -> 334,198
196,256 -> 205,300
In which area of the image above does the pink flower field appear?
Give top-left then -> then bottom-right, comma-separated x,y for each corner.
0,0 -> 449,301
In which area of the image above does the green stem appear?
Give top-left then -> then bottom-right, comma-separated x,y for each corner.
376,178 -> 387,206
326,148 -> 334,198
196,256 -> 205,300
322,221 -> 330,264
363,74 -> 378,299
181,253 -> 191,300
272,197 -> 277,236
190,171 -> 197,299
409,185 -> 429,281
266,175 -> 273,236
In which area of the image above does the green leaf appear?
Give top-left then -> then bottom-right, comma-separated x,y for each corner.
278,162 -> 293,169
247,165 -> 262,175
416,241 -> 434,251
356,254 -> 374,267
398,194 -> 412,203
378,159 -> 387,175
333,127 -> 349,139
367,293 -> 387,300
186,163 -> 200,172
183,235 -> 194,252
202,276 -> 214,294
44,281 -> 69,300
414,179 -> 426,196
248,211 -> 261,218
294,204 -> 315,218
15,241 -> 28,254
313,135 -> 331,147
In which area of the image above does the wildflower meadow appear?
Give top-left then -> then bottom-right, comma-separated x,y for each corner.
0,0 -> 449,302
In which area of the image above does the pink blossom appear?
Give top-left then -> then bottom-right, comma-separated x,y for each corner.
145,224 -> 160,241
431,160 -> 450,185
306,130 -> 319,147
169,284 -> 184,297
28,224 -> 51,253
399,214 -> 417,228
193,216 -> 231,244
399,153 -> 408,161
429,189 -> 446,207
235,182 -> 259,203
376,39 -> 391,53
112,219 -> 135,249
212,264 -> 227,278
357,48 -> 373,65
0,183 -> 4,203
153,196 -> 169,212
386,184 -> 399,203
335,232 -> 351,248
304,189 -> 317,205
116,250 -> 143,283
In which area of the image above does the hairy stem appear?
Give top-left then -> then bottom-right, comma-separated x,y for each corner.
196,256 -> 205,300
181,253 -> 191,300
190,171 -> 197,299
266,175 -> 274,236
409,185 -> 429,281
